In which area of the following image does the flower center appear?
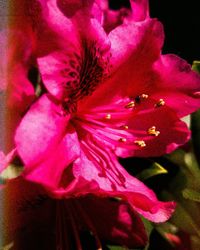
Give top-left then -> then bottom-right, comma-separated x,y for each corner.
62,41 -> 110,113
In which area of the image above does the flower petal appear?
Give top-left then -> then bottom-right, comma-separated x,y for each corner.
55,147 -> 175,223
108,18 -> 163,73
23,128 -> 80,190
115,104 -> 190,158
130,0 -> 149,21
79,18 -> 164,110
37,1 -> 110,100
15,94 -> 70,166
76,97 -> 190,158
1,177 -> 55,246
79,196 -> 147,248
56,0 -> 94,17
4,177 -> 146,248
151,54 -> 200,117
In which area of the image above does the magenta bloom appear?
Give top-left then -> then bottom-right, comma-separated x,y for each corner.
14,0 -> 200,224
4,177 -> 147,249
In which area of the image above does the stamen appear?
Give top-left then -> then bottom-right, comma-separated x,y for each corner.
120,125 -> 129,130
118,138 -> 127,143
134,140 -> 146,147
135,93 -> 149,104
105,113 -> 111,120
155,99 -> 165,108
141,94 -> 149,99
147,126 -> 160,136
125,101 -> 135,109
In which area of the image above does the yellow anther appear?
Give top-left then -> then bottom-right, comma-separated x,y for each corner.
118,138 -> 127,143
120,125 -> 129,130
105,113 -> 111,119
147,126 -> 160,136
125,101 -> 135,109
135,94 -> 149,104
134,140 -> 146,147
141,94 -> 149,99
155,99 -> 165,108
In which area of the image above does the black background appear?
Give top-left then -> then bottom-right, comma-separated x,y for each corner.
109,0 -> 200,64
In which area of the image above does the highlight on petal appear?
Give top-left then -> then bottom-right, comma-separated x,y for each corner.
21,127 -> 80,191
15,94 -> 70,166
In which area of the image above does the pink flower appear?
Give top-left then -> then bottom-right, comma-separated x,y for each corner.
0,28 -> 36,152
14,0 -> 200,223
99,0 -> 132,33
4,177 -> 148,249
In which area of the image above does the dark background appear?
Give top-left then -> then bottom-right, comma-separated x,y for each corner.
109,0 -> 200,64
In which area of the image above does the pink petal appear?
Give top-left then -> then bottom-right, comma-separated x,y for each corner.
102,6 -> 132,33
79,18 -> 164,110
76,97 -> 190,158
22,128 -> 80,191
151,54 -> 200,117
79,196 -> 147,248
130,0 -> 149,21
115,104 -> 190,158
54,148 -> 175,223
37,1 -> 110,101
108,18 -> 163,73
4,177 -> 146,248
56,0 -> 94,17
15,94 -> 71,166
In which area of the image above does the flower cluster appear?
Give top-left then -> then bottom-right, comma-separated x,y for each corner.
1,0 -> 200,248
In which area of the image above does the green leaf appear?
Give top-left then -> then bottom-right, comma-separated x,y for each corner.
137,162 -> 167,181
191,61 -> 200,165
140,217 -> 154,250
107,246 -> 128,250
191,109 -> 200,167
35,83 -> 42,97
192,60 -> 200,73
182,188 -> 200,202
0,164 -> 23,180
141,217 -> 153,238
163,191 -> 200,238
